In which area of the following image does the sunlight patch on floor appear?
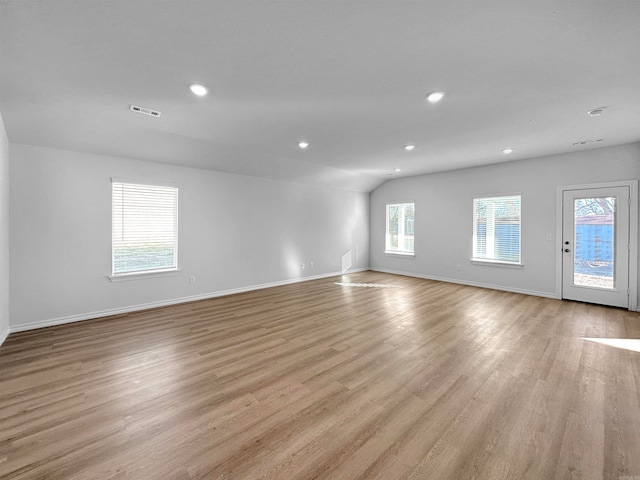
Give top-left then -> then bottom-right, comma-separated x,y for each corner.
334,282 -> 401,288
581,338 -> 640,353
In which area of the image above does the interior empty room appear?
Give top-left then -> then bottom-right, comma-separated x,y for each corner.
1,1 -> 639,479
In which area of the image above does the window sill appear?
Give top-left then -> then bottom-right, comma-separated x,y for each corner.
108,269 -> 180,282
470,259 -> 523,268
385,251 -> 415,258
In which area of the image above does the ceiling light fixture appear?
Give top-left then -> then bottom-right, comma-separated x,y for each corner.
404,144 -> 415,151
298,141 -> 309,149
189,83 -> 208,96
587,108 -> 605,116
426,91 -> 445,103
502,148 -> 514,154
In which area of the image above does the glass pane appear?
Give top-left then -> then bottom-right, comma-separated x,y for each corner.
387,205 -> 399,249
573,197 -> 615,289
403,204 -> 414,252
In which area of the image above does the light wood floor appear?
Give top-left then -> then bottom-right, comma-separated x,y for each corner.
1,271 -> 640,480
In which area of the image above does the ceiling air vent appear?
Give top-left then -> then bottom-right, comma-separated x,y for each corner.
572,138 -> 604,146
129,104 -> 161,117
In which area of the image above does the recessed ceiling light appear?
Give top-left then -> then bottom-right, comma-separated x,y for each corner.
394,168 -> 402,172
502,148 -> 514,154
426,91 -> 445,103
189,83 -> 208,96
298,141 -> 309,149
587,108 -> 605,116
404,144 -> 415,151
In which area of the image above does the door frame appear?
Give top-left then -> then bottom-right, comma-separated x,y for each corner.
555,180 -> 638,311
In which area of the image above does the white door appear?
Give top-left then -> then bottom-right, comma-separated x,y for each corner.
562,186 -> 630,308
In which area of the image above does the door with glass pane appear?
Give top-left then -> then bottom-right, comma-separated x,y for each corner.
562,186 -> 630,308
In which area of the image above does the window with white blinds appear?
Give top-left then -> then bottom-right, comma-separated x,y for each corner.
473,195 -> 521,264
112,181 -> 178,276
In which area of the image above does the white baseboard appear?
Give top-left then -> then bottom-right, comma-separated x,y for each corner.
371,268 -> 558,300
7,267 -> 572,336
9,268 -> 368,334
0,324 -> 9,348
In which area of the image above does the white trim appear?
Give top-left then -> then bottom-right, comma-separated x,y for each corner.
555,179 -> 638,311
628,182 -> 639,311
555,186 -> 564,300
108,269 -> 180,282
110,177 -> 179,188
472,192 -> 522,199
371,267 -> 558,299
9,268 -> 368,333
0,325 -> 9,348
385,199 -> 415,206
470,258 -> 523,268
385,251 -> 415,258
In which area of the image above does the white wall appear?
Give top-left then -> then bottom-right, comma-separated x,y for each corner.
9,144 -> 369,330
0,114 -> 9,345
370,143 -> 640,301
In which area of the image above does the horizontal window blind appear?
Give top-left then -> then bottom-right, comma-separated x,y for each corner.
112,181 -> 178,275
473,195 -> 520,263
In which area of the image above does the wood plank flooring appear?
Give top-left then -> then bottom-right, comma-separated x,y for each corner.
1,271 -> 639,479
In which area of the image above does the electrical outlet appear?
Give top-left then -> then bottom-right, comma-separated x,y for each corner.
189,276 -> 196,284
301,263 -> 305,270
310,261 -> 314,268
546,233 -> 553,241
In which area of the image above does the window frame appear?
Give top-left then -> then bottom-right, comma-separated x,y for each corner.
109,178 -> 179,281
471,194 -> 522,267
385,201 -> 415,257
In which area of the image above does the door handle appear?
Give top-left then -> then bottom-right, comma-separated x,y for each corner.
564,248 -> 570,253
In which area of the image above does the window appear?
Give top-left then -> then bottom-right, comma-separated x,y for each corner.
386,202 -> 415,255
112,180 -> 178,276
473,195 -> 521,264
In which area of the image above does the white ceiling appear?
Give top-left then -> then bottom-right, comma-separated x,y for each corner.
1,1 -> 639,192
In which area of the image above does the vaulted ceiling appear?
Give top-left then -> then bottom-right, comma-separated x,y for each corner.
1,1 -> 639,192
